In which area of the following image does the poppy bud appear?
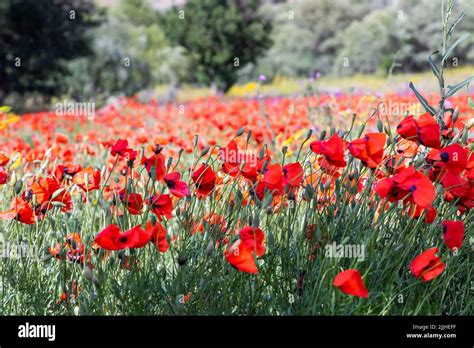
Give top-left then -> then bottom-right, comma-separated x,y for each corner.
193,135 -> 199,148
281,146 -> 288,155
83,266 -> 93,281
92,274 -> 101,288
9,170 -> 16,187
51,188 -> 65,200
200,146 -> 210,157
206,239 -> 214,255
235,126 -> 246,137
304,129 -> 313,141
452,107 -> 459,123
253,214 -> 260,228
14,180 -> 23,194
246,130 -> 252,143
258,147 -> 265,160
377,119 -> 384,132
51,201 -> 66,208
319,130 -> 326,140
357,124 -> 365,137
166,157 -> 173,170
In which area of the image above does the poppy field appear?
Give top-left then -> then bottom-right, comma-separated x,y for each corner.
1,0 -> 473,318
0,81 -> 473,315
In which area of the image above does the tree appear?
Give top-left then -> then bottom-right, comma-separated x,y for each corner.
0,0 -> 101,102
162,0 -> 272,92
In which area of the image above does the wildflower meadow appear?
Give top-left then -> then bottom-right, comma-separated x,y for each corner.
0,0 -> 473,321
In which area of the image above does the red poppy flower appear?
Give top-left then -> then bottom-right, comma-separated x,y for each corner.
333,269 -> 368,298
375,166 -> 435,208
438,144 -> 468,175
396,113 -> 441,149
54,163 -> 82,181
164,172 -> 190,198
147,194 -> 173,219
264,163 -> 283,195
192,164 -> 216,197
239,226 -> 266,257
396,115 -> 418,140
119,190 -> 144,215
0,153 -> 10,166
442,220 -> 464,250
146,221 -> 169,252
282,162 -> 304,188
73,167 -> 101,191
410,247 -> 445,282
94,224 -> 153,250
111,139 -> 136,161
407,205 -> 437,224
142,152 -> 166,181
0,197 -> 35,225
0,166 -> 8,184
348,133 -> 386,168
225,242 -> 258,274
416,113 -> 441,149
225,226 -> 266,274
219,140 -> 240,177
310,134 -> 347,167
441,172 -> 469,198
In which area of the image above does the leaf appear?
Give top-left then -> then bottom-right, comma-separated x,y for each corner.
409,82 -> 436,115
447,11 -> 466,37
446,76 -> 473,98
428,51 -> 441,80
442,33 -> 469,64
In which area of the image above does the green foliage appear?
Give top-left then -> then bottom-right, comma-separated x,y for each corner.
0,0 -> 101,103
162,0 -> 272,91
66,0 -> 189,101
255,0 -> 370,79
